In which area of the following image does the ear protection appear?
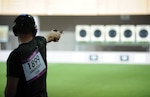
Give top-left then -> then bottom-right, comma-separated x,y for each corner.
13,14 -> 37,36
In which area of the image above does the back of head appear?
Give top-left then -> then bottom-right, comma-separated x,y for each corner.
13,14 -> 37,36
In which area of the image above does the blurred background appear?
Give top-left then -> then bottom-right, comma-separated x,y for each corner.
1,1 -> 150,97
0,0 -> 150,63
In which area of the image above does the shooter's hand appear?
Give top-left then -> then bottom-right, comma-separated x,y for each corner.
45,29 -> 63,43
51,29 -> 63,42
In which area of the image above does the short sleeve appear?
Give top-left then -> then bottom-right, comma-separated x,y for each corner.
36,36 -> 47,45
6,50 -> 22,78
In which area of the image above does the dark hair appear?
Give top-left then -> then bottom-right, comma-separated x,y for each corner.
13,14 -> 37,36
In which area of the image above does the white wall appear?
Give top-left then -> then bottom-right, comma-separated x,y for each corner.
1,51 -> 150,64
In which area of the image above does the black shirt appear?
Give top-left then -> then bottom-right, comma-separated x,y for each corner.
7,36 -> 48,97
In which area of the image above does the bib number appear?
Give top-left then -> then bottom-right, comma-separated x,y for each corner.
22,49 -> 46,82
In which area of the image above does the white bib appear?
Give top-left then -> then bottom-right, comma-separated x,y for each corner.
22,49 -> 46,82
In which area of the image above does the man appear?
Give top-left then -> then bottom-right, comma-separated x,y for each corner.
5,14 -> 63,97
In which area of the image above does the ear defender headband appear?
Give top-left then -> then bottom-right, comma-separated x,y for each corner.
13,14 -> 37,36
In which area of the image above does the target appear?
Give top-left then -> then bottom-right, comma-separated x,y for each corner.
139,29 -> 148,38
136,25 -> 150,43
75,25 -> 90,42
105,25 -> 120,43
94,30 -> 101,37
90,25 -> 105,42
120,25 -> 135,43
79,29 -> 87,37
124,29 -> 132,38
0,25 -> 9,42
109,29 -> 117,38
